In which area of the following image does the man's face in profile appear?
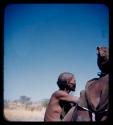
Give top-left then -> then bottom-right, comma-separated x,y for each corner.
68,77 -> 76,91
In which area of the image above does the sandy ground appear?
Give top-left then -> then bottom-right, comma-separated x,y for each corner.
4,108 -> 46,121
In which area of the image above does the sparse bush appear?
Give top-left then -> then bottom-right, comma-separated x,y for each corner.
4,97 -> 48,121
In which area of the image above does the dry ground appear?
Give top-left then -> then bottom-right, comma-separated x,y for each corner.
4,108 -> 46,121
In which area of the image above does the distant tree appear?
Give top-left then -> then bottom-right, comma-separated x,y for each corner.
19,95 -> 31,105
4,99 -> 9,108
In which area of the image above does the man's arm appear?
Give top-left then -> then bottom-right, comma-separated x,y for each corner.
55,90 -> 79,103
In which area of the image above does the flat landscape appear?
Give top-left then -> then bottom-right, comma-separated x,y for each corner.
4,108 -> 46,121
4,99 -> 48,121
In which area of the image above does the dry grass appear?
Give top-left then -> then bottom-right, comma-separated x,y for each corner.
4,108 -> 46,121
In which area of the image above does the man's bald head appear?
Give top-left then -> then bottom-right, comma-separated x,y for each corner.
57,72 -> 76,91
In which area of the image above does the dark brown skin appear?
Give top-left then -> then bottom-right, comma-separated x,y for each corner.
44,77 -> 79,121
85,74 -> 109,113
63,46 -> 109,121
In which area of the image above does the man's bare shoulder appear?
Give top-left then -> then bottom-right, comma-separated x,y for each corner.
52,90 -> 68,98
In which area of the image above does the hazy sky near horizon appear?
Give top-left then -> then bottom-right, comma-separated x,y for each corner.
4,4 -> 109,101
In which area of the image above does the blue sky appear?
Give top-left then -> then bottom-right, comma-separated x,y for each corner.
4,4 -> 109,101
